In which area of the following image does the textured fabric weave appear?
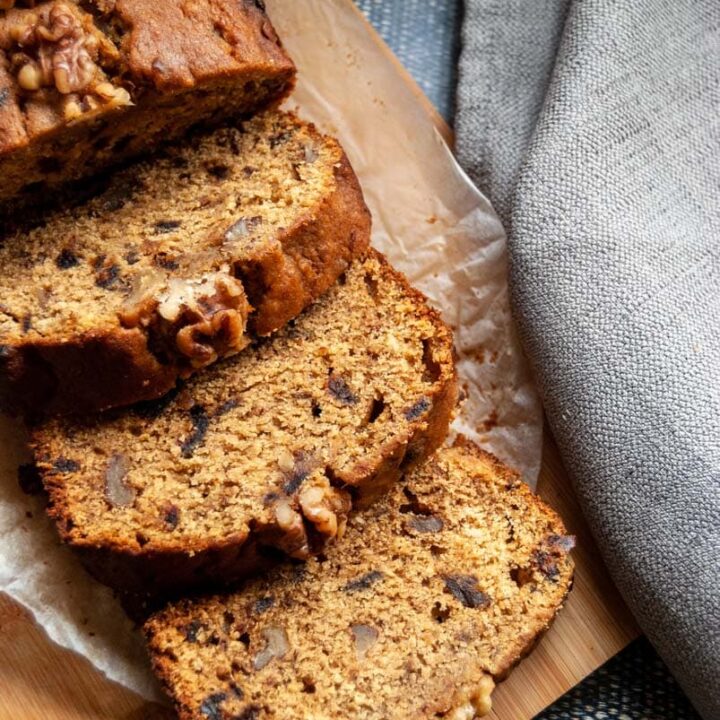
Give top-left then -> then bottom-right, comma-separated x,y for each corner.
456,2 -> 720,718
352,0 -> 461,120
536,637 -> 700,720
456,0 -> 571,220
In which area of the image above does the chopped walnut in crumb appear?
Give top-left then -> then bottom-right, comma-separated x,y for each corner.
277,448 -> 295,474
448,704 -> 475,720
175,307 -> 246,368
298,476 -> 351,540
169,274 -> 248,368
271,478 -> 350,559
448,676 -> 495,719
103,452 -> 135,508
5,1 -> 130,118
472,675 -> 495,716
120,270 -> 250,370
273,498 -> 310,559
119,269 -> 164,325
156,273 -> 244,323
351,624 -> 379,660
253,626 -> 290,671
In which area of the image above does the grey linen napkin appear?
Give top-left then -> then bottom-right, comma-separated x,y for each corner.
455,2 -> 720,718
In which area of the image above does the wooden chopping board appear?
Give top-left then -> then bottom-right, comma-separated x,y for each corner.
0,7 -> 639,719
0,432 -> 639,720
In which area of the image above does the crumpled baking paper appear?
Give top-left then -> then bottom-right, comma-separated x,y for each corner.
0,0 -> 542,700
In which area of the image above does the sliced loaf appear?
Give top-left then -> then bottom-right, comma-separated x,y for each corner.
145,441 -> 575,720
0,0 -> 295,203
0,111 -> 370,415
33,252 -> 458,595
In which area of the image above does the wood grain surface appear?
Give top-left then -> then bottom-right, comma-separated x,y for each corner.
0,6 -> 639,718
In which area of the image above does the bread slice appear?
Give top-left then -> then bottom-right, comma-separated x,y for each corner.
0,111 -> 370,416
32,252 -> 458,595
144,441 -> 574,720
0,0 -> 295,204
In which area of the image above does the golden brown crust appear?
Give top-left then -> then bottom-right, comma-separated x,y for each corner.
237,153 -> 370,338
432,438 -> 575,688
143,443 -> 574,720
0,116 -> 371,417
113,0 -> 291,90
0,326 -> 177,420
0,0 -> 295,202
339,254 -> 459,509
33,251 -> 458,596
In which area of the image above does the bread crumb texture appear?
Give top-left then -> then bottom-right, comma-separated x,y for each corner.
0,111 -> 370,415
33,252 -> 458,593
145,442 -> 575,720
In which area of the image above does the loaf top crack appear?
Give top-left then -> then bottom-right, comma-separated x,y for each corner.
33,252 -> 458,594
0,111 -> 370,415
145,442 -> 575,720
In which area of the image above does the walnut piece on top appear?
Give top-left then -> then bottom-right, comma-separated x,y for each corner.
2,1 -> 131,120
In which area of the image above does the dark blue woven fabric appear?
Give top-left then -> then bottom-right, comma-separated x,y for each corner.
536,637 -> 700,720
353,2 -> 703,718
353,0 -> 461,122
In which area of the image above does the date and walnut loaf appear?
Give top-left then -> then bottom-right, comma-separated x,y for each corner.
0,111 -> 370,416
0,0 -> 295,203
145,441 -> 575,720
32,252 -> 458,595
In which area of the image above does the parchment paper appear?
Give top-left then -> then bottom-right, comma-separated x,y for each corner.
0,0 -> 542,699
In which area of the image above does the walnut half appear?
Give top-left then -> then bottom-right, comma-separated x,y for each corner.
4,1 -> 131,119
298,476 -> 351,540
120,270 -> 251,371
271,475 -> 351,559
